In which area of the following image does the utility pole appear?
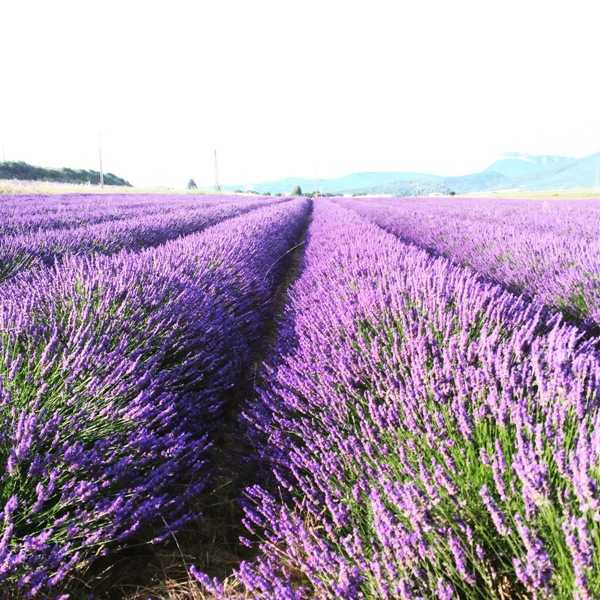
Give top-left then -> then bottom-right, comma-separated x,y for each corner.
214,148 -> 221,192
98,133 -> 104,188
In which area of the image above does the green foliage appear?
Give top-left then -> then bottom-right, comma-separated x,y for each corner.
291,185 -> 303,196
0,161 -> 131,186
187,178 -> 198,190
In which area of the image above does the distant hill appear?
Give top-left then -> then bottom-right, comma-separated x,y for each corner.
512,153 -> 600,189
0,161 -> 131,187
226,152 -> 600,195
483,153 -> 575,179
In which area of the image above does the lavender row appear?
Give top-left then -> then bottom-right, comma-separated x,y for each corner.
341,197 -> 600,327
198,200 -> 600,599
0,197 -> 310,597
0,193 -> 220,214
0,197 -> 280,284
0,194 -> 226,237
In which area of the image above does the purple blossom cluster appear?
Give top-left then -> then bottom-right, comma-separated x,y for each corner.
4,190 -> 600,598
342,197 -> 600,326
204,200 -> 600,599
0,195 -> 278,283
0,194 -> 222,236
0,197 -> 310,596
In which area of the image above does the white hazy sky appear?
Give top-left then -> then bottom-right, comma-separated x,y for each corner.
1,0 -> 600,188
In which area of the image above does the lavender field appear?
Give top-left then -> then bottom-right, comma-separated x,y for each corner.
1,193 -> 599,599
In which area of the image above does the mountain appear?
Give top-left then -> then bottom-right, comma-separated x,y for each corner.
0,161 -> 132,186
226,152 -> 600,195
516,153 -> 600,189
484,153 -> 575,179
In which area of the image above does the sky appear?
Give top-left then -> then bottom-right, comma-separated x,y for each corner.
1,0 -> 600,188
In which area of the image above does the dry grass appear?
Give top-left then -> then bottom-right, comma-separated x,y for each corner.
0,179 -> 227,195
122,570 -> 248,600
7,178 -> 600,200
464,187 -> 600,199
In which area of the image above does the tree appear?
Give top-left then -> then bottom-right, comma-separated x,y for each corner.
291,185 -> 302,196
187,178 -> 198,190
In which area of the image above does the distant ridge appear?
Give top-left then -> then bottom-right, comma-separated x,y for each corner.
226,152 -> 600,195
0,161 -> 131,187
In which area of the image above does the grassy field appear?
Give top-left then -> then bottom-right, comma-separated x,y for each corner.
0,179 -> 217,195
465,187 -> 600,199
4,178 -> 600,199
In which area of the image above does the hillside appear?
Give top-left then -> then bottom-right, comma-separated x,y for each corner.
227,151 -> 600,195
0,161 -> 131,187
483,153 -> 575,178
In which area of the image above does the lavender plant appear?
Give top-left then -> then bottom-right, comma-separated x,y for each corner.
0,198 -> 310,597
0,196 -> 279,283
342,197 -> 600,327
0,193 -> 224,236
205,200 -> 600,599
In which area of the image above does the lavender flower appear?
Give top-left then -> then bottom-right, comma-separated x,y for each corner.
0,195 -> 309,596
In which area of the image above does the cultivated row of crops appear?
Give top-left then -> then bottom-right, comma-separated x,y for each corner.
0,194 -> 311,596
341,197 -> 600,327
201,200 -> 599,599
0,194 -> 224,236
1,193 -> 599,598
0,196 -> 280,283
